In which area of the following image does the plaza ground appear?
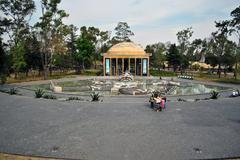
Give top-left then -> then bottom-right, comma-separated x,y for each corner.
0,79 -> 240,160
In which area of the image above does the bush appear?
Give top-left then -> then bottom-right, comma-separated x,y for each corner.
35,88 -> 45,98
66,97 -> 84,101
90,92 -> 101,101
81,70 -> 102,76
150,70 -> 177,77
210,90 -> 220,99
43,94 -> 57,99
9,88 -> 18,95
0,74 -> 7,85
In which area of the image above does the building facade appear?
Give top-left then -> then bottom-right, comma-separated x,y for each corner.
103,42 -> 151,76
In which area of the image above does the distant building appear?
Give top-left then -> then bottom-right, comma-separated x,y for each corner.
102,42 -> 151,76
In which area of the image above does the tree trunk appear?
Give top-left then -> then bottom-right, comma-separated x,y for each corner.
43,65 -> 49,80
218,64 -> 221,78
94,54 -> 97,69
82,59 -> 85,71
234,63 -> 237,80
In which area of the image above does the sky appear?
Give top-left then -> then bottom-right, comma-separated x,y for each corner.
32,0 -> 239,47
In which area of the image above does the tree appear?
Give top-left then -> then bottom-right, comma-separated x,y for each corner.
35,0 -> 69,79
24,32 -> 43,75
112,22 -> 134,44
66,24 -> 78,67
0,0 -> 35,79
229,5 -> 240,79
79,26 -> 110,69
0,0 -> 35,45
176,27 -> 193,55
167,44 -> 182,72
212,20 -> 230,78
74,37 -> 95,72
145,42 -> 166,69
10,41 -> 27,78
0,39 -> 8,84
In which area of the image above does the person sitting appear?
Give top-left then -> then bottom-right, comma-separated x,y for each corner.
154,96 -> 162,112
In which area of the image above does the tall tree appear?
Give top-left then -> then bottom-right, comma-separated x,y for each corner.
74,37 -> 95,72
213,20 -> 230,78
112,22 -> 134,44
0,0 -> 35,45
145,42 -> 166,69
229,5 -> 240,79
176,27 -> 193,55
0,39 -> 8,84
79,26 -> 110,69
167,44 -> 182,72
35,0 -> 69,79
0,0 -> 35,78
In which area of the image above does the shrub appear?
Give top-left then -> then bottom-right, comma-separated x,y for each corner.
35,88 -> 45,98
210,90 -> 220,99
9,88 -> 18,95
0,74 -> 7,85
149,70 -> 177,77
81,70 -> 102,76
66,97 -> 84,101
43,94 -> 57,99
90,92 -> 101,102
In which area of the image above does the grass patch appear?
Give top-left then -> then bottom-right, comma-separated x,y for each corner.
150,70 -> 177,77
80,69 -> 102,76
193,72 -> 240,84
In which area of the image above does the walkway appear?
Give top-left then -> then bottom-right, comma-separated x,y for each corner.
0,91 -> 240,160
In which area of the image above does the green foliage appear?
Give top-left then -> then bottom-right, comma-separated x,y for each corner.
34,0 -> 69,79
43,94 -> 57,99
9,88 -> 18,95
81,70 -> 102,76
74,36 -> 95,71
176,27 -> 193,54
167,44 -> 182,71
35,88 -> 45,98
210,90 -> 220,99
149,70 -> 177,77
0,40 -> 8,84
192,64 -> 200,71
112,22 -> 134,44
66,97 -> 84,101
0,0 -> 35,43
90,92 -> 101,102
0,75 -> 7,85
11,42 -> 27,74
145,42 -> 166,69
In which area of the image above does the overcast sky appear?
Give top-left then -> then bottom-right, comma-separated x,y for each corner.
32,0 -> 239,47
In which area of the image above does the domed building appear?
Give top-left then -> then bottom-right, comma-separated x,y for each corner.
103,42 -> 151,76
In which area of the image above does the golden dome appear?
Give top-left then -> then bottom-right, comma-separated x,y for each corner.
107,42 -> 147,56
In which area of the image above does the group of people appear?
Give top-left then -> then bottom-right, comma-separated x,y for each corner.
150,95 -> 167,112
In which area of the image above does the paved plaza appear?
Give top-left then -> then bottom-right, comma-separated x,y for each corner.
0,83 -> 240,160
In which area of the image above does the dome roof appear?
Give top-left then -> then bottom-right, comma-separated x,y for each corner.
107,42 -> 146,56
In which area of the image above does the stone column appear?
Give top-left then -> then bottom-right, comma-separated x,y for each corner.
140,58 -> 142,76
128,58 -> 130,73
122,58 -> 124,75
116,58 -> 118,76
135,58 -> 136,76
110,58 -> 112,76
103,57 -> 105,76
148,57 -> 150,76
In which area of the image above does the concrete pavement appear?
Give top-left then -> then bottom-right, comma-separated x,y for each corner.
0,92 -> 240,160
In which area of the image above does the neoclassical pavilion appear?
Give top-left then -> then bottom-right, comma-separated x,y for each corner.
103,42 -> 151,76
